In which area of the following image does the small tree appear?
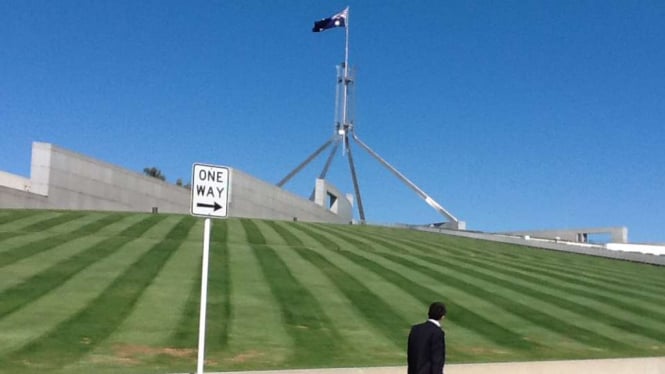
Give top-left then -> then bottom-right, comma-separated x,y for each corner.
143,167 -> 166,181
176,178 -> 191,189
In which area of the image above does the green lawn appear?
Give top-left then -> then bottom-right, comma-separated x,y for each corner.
0,209 -> 663,374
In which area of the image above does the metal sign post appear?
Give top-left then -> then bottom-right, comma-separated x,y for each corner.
196,217 -> 211,374
190,163 -> 230,374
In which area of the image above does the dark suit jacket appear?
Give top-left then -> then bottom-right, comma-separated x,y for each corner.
407,320 -> 445,374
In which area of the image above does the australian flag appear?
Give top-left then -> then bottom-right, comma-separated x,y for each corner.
312,7 -> 348,32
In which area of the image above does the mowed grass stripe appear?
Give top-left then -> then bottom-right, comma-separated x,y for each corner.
281,221 -> 663,306
0,209 -> 34,244
0,231 -> 24,243
309,225 -> 535,352
407,246 -> 665,343
0,217 -> 171,357
288,223 -> 417,349
430,235 -> 665,296
0,209 -> 44,228
514,256 -> 664,298
0,213 -> 95,256
241,219 -> 344,366
80,215 -> 202,367
318,225 -> 634,351
352,228 -> 665,321
0,214 -> 166,319
535,249 -> 665,287
81,218 -> 202,349
441,245 -> 665,324
516,256 -> 664,299
385,229 -> 665,290
0,213 -> 128,268
174,218 -> 234,351
0,211 -> 92,252
267,220 -> 404,366
262,221 -> 306,247
221,219 -> 292,369
433,238 -> 665,306
372,237 -> 650,348
56,216 -> 201,373
20,211 -> 88,232
4,215 -> 196,371
205,219 -> 233,351
169,219 -> 231,349
342,228 -> 665,347
0,212 -> 659,372
0,232 -> 129,295
287,223 -> 524,365
0,211 -> 47,243
358,227 -> 665,305
291,224 -> 424,326
381,251 -> 634,352
0,211 -> 28,225
252,219 -> 290,247
241,218 -> 266,245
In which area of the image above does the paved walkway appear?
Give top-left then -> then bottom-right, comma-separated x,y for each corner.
196,357 -> 664,374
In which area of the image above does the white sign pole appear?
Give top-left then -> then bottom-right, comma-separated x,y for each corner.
196,217 -> 212,374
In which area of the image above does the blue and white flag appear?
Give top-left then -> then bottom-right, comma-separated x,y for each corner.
312,7 -> 348,32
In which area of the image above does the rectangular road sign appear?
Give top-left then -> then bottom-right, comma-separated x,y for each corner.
191,163 -> 230,218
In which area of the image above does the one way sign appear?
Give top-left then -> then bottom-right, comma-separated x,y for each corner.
191,163 -> 230,218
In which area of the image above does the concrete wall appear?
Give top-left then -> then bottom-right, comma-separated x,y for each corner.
0,142 -> 353,224
228,168 -> 352,223
0,185 -> 49,209
26,142 -> 191,213
503,227 -> 628,243
314,178 -> 354,221
0,170 -> 32,191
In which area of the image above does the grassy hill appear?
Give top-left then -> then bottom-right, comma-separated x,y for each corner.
0,209 -> 663,374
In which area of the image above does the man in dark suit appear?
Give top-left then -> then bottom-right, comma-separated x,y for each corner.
407,301 -> 447,374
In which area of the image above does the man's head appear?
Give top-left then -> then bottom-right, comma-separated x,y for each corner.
428,301 -> 447,320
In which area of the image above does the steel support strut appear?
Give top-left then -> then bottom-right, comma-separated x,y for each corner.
345,136 -> 366,223
309,141 -> 341,201
352,132 -> 459,224
318,141 -> 340,179
277,136 -> 336,187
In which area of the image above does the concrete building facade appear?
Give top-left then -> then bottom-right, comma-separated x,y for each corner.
0,142 -> 353,223
502,227 -> 628,244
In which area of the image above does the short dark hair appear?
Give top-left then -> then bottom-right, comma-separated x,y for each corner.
428,302 -> 447,320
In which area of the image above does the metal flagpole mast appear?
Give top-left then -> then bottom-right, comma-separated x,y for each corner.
340,7 -> 366,222
280,6 -> 462,228
342,7 -> 350,128
278,7 -> 351,188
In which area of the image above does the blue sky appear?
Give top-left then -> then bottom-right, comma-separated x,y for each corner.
1,1 -> 663,243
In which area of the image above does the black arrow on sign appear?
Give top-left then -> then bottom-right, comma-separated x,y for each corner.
197,202 -> 222,211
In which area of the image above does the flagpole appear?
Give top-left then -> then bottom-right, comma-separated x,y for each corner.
342,6 -> 350,130
344,7 -> 349,78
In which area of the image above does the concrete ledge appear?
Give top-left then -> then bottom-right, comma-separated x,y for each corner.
196,357 -> 664,374
447,357 -> 665,374
408,226 -> 665,266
